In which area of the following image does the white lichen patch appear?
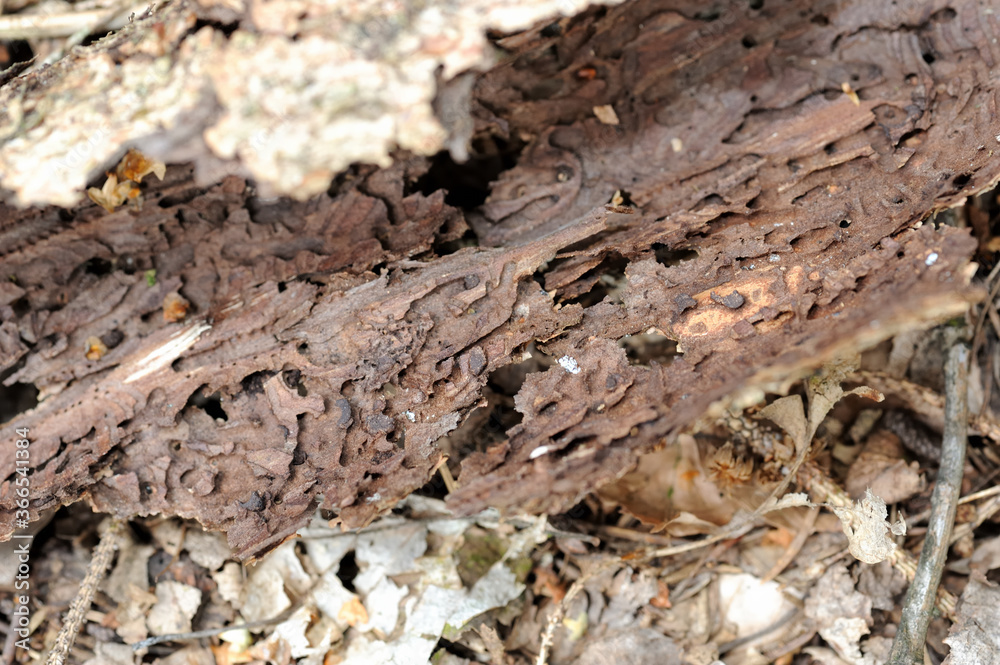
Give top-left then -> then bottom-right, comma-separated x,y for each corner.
0,0 -> 627,205
0,22 -> 214,207
557,355 -> 581,374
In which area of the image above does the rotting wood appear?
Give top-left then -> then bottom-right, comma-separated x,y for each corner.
1,0 -> 999,559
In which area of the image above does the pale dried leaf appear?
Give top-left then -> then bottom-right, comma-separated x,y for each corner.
846,431 -> 924,504
104,532 -> 154,605
804,564 -> 874,665
663,511 -> 726,536
758,395 -> 807,450
806,355 -> 862,435
970,535 -> 1000,574
265,605 -> 341,661
823,618 -> 871,665
82,642 -> 135,665
212,561 -> 244,606
575,628 -> 683,665
761,492 -> 813,512
152,645 -> 216,665
802,646 -> 853,665
146,580 -> 203,636
355,576 -> 406,634
103,531 -> 156,643
150,519 -> 185,557
184,528 -> 232,571
718,573 -> 796,641
830,489 -> 905,564
855,560 -> 908,611
943,575 -> 1000,665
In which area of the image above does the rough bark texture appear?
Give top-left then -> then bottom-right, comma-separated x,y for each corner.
2,0 -> 998,559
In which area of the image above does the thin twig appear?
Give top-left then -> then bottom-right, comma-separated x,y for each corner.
597,524 -> 676,545
762,505 -> 819,582
642,494 -> 807,561
949,493 -> 1000,546
433,455 -> 457,494
797,461 -> 958,618
955,483 -> 1000,505
0,2 -> 127,39
643,520 -> 757,559
45,518 -> 124,665
906,482 -> 1000,526
1,617 -> 17,665
130,608 -> 296,650
535,575 -> 587,665
888,338 -> 968,665
852,370 -> 1000,443
971,262 -> 1000,362
719,607 -> 801,655
536,561 -> 613,665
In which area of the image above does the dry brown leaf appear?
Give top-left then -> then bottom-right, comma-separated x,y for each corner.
970,536 -> 1000,574
650,580 -> 671,609
845,431 -> 923,504
755,356 -> 885,523
804,563 -> 874,665
146,580 -> 203,636
598,434 -> 737,534
943,574 -> 1000,664
762,527 -> 795,549
758,395 -> 808,451
806,355 -> 883,441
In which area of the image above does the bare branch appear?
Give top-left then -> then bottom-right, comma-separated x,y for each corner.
888,336 -> 969,664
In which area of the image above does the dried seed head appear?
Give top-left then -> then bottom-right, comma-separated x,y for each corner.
87,173 -> 134,213
116,148 -> 166,183
708,442 -> 753,488
85,336 -> 108,361
163,292 -> 190,323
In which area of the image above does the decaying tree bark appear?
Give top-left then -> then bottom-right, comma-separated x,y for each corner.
1,0 -> 998,559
